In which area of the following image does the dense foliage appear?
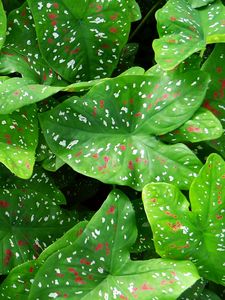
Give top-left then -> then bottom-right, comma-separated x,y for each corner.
0,0 -> 225,299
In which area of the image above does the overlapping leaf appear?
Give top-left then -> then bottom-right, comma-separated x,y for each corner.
28,0 -> 140,82
153,0 -> 225,70
0,167 -> 78,274
28,190 -> 200,300
190,0 -> 216,8
0,105 -> 38,178
0,2 -> 66,85
0,0 -> 6,50
40,73 -> 209,190
142,153 -> 225,285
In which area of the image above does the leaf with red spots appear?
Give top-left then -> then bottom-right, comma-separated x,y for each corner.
0,221 -> 87,299
0,3 -> 66,85
0,0 -> 6,50
0,105 -> 38,179
27,0 -> 140,82
28,190 -> 200,299
143,153 -> 225,285
153,0 -> 225,70
160,108 -> 223,143
39,73 -> 209,190
0,167 -> 79,275
201,44 -> 225,158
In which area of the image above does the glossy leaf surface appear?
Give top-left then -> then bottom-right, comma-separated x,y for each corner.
29,190 -> 200,300
0,0 -> 6,50
39,73 -> 208,190
143,153 -> 225,285
190,0 -> 216,8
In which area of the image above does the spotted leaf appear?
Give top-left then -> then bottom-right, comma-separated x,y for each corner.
0,105 -> 38,179
142,153 -> 225,285
28,190 -> 200,300
0,3 -> 66,85
190,0 -> 216,8
0,167 -> 79,274
39,73 -> 208,190
160,107 -> 223,143
201,44 -> 225,158
27,0 -> 139,82
153,0 -> 225,70
0,0 -> 6,50
0,221 -> 88,299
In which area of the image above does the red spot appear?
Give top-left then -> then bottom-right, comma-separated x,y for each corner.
163,93 -> 169,99
105,242 -> 110,256
18,240 -> 27,246
141,283 -> 154,290
80,258 -> 91,265
63,294 -> 68,298
25,162 -> 31,170
216,66 -> 222,73
120,296 -> 128,300
167,221 -> 182,231
170,16 -> 177,21
107,206 -> 115,215
120,145 -> 126,151
64,46 -> 70,53
100,100 -> 104,108
165,211 -> 177,218
88,275 -> 94,280
0,200 -> 9,208
5,249 -> 12,255
110,27 -> 118,33
76,228 -> 83,236
104,156 -> 110,163
43,73 -> 47,81
47,38 -> 54,44
101,44 -> 110,49
187,126 -> 201,133
56,272 -> 64,278
150,198 -> 157,203
4,249 -> 12,265
74,150 -> 82,157
68,268 -> 78,276
95,243 -> 103,251
13,90 -> 20,96
147,104 -> 152,111
48,13 -> 58,20
53,3 -> 59,8
168,39 -> 177,43
134,112 -> 142,117
92,153 -> 99,159
51,20 -> 57,26
21,9 -> 26,17
96,5 -> 103,12
110,13 -> 118,20
75,276 -> 85,284
216,215 -> 223,220
2,51 -> 14,56
29,267 -> 34,273
93,106 -> 97,117
128,160 -> 134,170
70,48 -> 80,54
129,98 -> 134,104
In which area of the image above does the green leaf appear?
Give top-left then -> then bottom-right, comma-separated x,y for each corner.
39,73 -> 208,190
153,0 -> 225,70
27,0 -> 138,82
190,0 -> 216,8
202,44 -> 225,158
0,3 -> 67,85
198,289 -> 222,299
0,105 -> 38,179
0,221 -> 88,299
0,167 -> 78,274
0,0 -> 6,50
142,153 -> 225,285
160,108 -> 223,143
29,190 -> 200,300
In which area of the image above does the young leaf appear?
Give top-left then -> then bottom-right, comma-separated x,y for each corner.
153,0 -> 225,70
160,107 -> 223,143
0,105 -> 38,179
142,153 -> 225,285
0,167 -> 78,274
28,190 -> 200,300
27,0 -> 139,82
39,73 -> 208,190
0,0 -> 6,50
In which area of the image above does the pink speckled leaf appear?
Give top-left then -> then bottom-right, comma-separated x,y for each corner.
143,153 -> 225,285
153,0 -> 225,70
39,73 -> 208,190
0,167 -> 78,275
0,105 -> 38,179
160,107 -> 223,143
27,0 -> 139,82
0,0 -> 6,50
28,190 -> 200,300
0,221 -> 87,299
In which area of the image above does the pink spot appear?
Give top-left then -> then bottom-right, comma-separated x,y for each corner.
68,268 -> 78,276
48,13 -> 58,20
141,283 -> 154,290
147,104 -> 152,111
110,13 -> 118,20
107,206 -> 115,215
96,5 -> 103,12
13,90 -> 20,96
75,276 -> 85,284
80,258 -> 91,265
51,20 -> 57,26
187,126 -> 201,133
120,145 -> 126,151
92,153 -> 99,159
53,3 -> 59,9
104,156 -> 110,163
134,112 -> 142,117
109,27 -> 118,33
25,162 -> 31,170
29,267 -> 34,273
165,211 -> 177,218
170,16 -> 177,21
128,160 -> 134,170
120,296 -> 128,300
95,243 -> 103,251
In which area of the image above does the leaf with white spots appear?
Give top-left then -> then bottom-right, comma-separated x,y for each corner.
142,153 -> 225,285
39,73 -> 208,190
0,0 -> 6,50
153,0 -> 225,70
0,221 -> 88,299
201,44 -> 225,158
27,0 -> 139,82
0,3 -> 66,85
0,167 -> 79,274
0,105 -> 38,179
28,190 -> 200,300
160,108 -> 223,143
190,0 -> 216,8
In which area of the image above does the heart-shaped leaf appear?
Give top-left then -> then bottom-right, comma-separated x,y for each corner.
0,167 -> 78,274
0,221 -> 88,299
142,153 -> 225,285
27,0 -> 140,82
160,107 -> 223,143
153,0 -> 225,70
39,73 -> 208,190
28,189 -> 200,300
0,2 -> 66,85
0,0 -> 6,50
202,44 -> 225,157
0,105 -> 38,178
190,0 -> 216,8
